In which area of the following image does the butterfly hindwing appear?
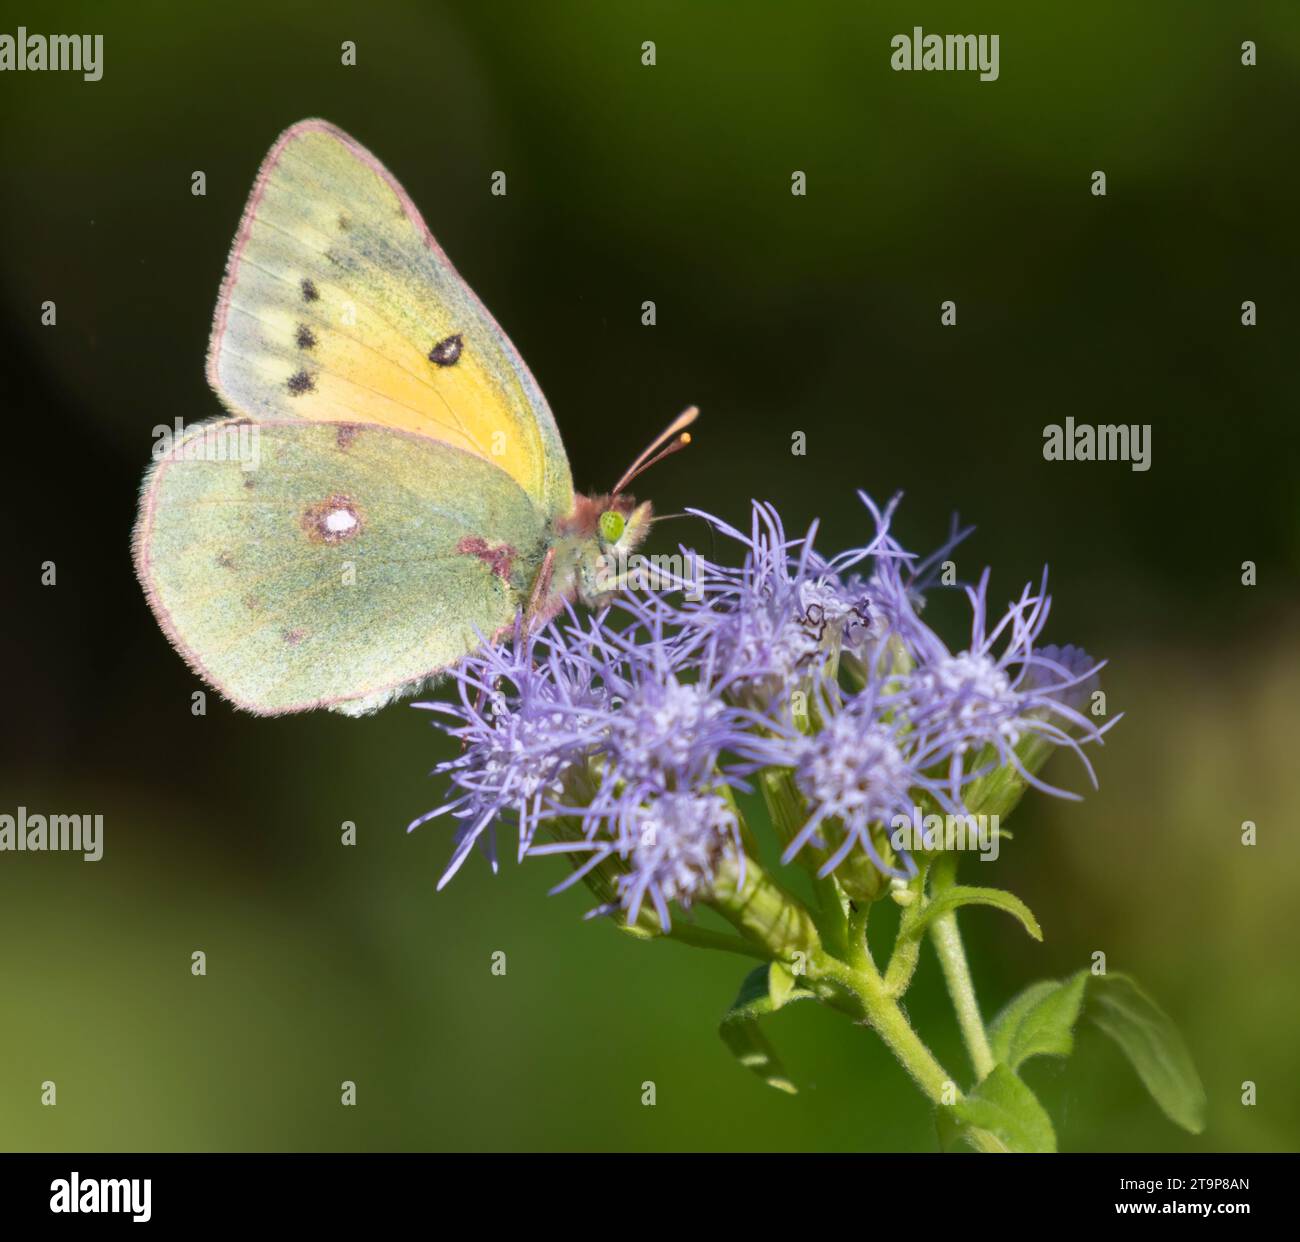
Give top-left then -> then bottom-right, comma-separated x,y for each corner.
207,118 -> 574,523
134,420 -> 548,715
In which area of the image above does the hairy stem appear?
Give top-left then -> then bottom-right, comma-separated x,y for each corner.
882,864 -> 929,997
930,910 -> 996,1081
825,953 -> 952,1101
810,949 -> 1003,1152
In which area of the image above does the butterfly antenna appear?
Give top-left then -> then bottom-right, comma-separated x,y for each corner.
613,406 -> 699,495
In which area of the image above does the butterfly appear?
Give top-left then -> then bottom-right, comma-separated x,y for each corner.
133,118 -> 696,716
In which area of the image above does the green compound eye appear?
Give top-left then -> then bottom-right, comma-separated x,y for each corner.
599,510 -> 626,543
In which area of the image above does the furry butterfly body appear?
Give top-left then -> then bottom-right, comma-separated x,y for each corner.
134,119 -> 684,716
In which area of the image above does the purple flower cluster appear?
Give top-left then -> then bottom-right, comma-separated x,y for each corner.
413,494 -> 1116,929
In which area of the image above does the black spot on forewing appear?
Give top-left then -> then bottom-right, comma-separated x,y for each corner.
337,213 -> 352,232
428,333 -> 463,367
296,324 -> 317,350
301,278 -> 320,302
287,370 -> 316,396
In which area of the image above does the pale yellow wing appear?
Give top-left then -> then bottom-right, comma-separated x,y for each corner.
206,118 -> 573,519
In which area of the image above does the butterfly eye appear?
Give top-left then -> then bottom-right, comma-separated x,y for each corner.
598,510 -> 625,544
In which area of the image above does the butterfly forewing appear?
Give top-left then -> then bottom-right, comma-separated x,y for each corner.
207,119 -> 573,521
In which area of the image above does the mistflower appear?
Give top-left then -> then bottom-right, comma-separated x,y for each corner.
784,681 -> 955,878
583,607 -> 774,789
828,491 -> 972,664
902,568 -> 1113,799
672,502 -> 875,699
400,491 -> 1192,1151
618,792 -> 742,928
544,791 -> 743,931
413,493 -> 1113,929
1029,642 -> 1103,709
409,615 -> 608,887
550,600 -> 789,845
613,675 -> 725,776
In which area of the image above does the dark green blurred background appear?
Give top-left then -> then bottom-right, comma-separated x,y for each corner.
1,0 -> 1297,1151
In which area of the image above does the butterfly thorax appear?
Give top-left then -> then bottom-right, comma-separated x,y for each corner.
541,492 -> 653,614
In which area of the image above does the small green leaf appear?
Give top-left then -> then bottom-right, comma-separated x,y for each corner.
989,972 -> 1087,1069
719,964 -> 814,1094
984,970 -> 1206,1136
727,963 -> 772,1011
768,960 -> 798,1009
910,884 -> 1043,942
1086,972 -> 1207,1134
945,1064 -> 1057,1153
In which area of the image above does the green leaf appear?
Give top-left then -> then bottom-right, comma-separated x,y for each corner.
767,960 -> 798,1009
945,1064 -> 1057,1153
719,964 -> 814,1095
983,970 -> 1206,1136
910,884 -> 1043,942
989,972 -> 1087,1069
1086,972 -> 1207,1134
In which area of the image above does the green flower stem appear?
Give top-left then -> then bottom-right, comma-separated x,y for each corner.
882,864 -> 929,997
709,848 -> 1004,1152
809,950 -> 1004,1153
812,951 -> 949,1097
821,951 -> 1003,1154
847,900 -> 871,968
883,922 -> 922,998
925,853 -> 995,1081
930,909 -> 996,1081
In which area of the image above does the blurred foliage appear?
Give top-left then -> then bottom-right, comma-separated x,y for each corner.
1,0 -> 1297,1150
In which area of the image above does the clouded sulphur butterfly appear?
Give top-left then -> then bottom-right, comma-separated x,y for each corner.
134,118 -> 695,716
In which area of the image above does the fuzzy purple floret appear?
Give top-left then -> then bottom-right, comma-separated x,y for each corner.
411,493 -> 1116,928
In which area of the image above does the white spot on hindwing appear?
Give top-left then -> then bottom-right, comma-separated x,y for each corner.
302,494 -> 363,544
324,508 -> 358,536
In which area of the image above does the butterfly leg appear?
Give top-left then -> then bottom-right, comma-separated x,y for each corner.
523,545 -> 558,627
465,681 -> 489,749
